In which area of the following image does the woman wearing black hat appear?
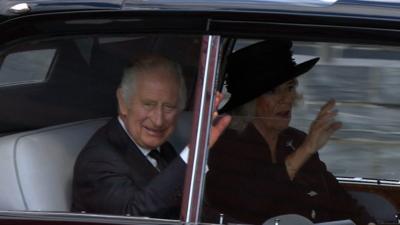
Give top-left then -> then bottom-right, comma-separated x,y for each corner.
205,40 -> 376,225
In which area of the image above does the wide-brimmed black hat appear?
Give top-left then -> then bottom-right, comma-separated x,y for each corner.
218,39 -> 319,114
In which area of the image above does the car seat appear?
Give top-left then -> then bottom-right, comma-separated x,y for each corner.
0,111 -> 192,212
0,118 -> 108,211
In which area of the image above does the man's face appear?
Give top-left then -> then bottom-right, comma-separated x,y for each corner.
255,79 -> 298,132
117,68 -> 180,149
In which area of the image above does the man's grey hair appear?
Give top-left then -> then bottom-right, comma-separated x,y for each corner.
119,54 -> 187,110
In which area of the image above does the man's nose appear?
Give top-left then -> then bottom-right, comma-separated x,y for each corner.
150,106 -> 164,127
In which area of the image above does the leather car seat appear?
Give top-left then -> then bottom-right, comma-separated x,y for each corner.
0,111 -> 192,212
349,190 -> 398,223
0,118 -> 108,211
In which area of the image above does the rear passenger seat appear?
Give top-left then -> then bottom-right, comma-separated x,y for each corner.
0,111 -> 192,212
349,190 -> 398,223
0,118 -> 109,211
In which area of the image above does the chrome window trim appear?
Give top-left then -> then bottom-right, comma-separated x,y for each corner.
337,177 -> 400,186
0,211 -> 180,225
181,35 -> 221,223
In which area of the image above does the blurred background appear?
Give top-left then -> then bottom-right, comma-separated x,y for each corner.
291,41 -> 400,181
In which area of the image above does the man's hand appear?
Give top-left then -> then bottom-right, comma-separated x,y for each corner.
209,92 -> 231,148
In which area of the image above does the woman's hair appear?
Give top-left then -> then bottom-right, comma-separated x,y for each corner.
119,54 -> 187,110
228,99 -> 257,131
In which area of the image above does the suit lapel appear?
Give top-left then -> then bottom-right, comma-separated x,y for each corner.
106,119 -> 158,186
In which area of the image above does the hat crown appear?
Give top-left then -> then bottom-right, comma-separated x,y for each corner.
219,39 -> 319,114
226,40 -> 296,94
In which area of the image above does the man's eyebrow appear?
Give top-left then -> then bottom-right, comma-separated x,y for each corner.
142,99 -> 157,103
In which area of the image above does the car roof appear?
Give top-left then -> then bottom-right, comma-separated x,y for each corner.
1,0 -> 400,21
0,0 -> 123,22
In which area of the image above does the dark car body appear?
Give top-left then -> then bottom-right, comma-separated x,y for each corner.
1,0 -> 400,224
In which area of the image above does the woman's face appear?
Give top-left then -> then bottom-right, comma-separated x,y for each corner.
255,79 -> 299,132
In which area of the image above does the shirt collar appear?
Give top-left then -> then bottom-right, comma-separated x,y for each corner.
117,116 -> 159,157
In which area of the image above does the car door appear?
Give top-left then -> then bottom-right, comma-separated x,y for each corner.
1,1 -> 400,225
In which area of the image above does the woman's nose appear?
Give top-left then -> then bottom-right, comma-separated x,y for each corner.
281,91 -> 296,104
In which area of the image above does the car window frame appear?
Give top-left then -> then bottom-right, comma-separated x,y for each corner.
0,12 -> 220,225
180,35 -> 221,223
2,5 -> 400,225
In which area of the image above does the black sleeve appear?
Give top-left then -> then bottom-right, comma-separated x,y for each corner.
322,168 -> 376,225
73,148 -> 186,218
297,154 -> 376,225
286,128 -> 376,225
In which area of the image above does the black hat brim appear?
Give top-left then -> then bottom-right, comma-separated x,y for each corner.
218,57 -> 319,114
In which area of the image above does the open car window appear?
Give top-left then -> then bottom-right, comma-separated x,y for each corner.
0,34 -> 204,221
202,38 -> 400,225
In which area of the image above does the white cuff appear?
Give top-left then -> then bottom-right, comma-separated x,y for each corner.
180,146 -> 189,163
179,146 -> 209,172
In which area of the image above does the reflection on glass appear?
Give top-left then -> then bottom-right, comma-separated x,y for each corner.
0,49 -> 55,86
203,40 -> 396,225
292,42 -> 400,181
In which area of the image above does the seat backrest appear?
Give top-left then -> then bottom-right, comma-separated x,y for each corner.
168,111 -> 193,152
0,118 -> 108,211
0,109 -> 193,212
349,190 -> 397,223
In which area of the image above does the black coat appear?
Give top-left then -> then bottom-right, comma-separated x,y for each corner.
206,124 -> 375,225
72,118 -> 186,219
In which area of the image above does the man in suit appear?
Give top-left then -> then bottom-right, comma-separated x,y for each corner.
71,55 -> 231,219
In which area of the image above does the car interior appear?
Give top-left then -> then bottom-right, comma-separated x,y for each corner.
0,33 -> 400,224
0,34 -> 198,212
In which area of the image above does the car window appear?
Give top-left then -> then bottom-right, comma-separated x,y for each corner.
0,34 -> 204,221
202,38 -> 400,224
0,35 -> 201,133
0,49 -> 55,86
292,41 -> 400,181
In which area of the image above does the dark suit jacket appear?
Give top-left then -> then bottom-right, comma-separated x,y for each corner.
72,118 -> 186,219
206,124 -> 375,225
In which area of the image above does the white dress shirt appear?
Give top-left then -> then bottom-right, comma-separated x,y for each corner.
117,117 -> 189,168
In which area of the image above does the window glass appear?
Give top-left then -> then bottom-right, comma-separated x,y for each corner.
0,35 -> 201,132
292,42 -> 400,181
0,49 -> 55,86
0,35 -> 202,222
203,38 -> 400,225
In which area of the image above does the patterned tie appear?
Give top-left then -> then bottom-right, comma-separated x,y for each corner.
148,149 -> 167,171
